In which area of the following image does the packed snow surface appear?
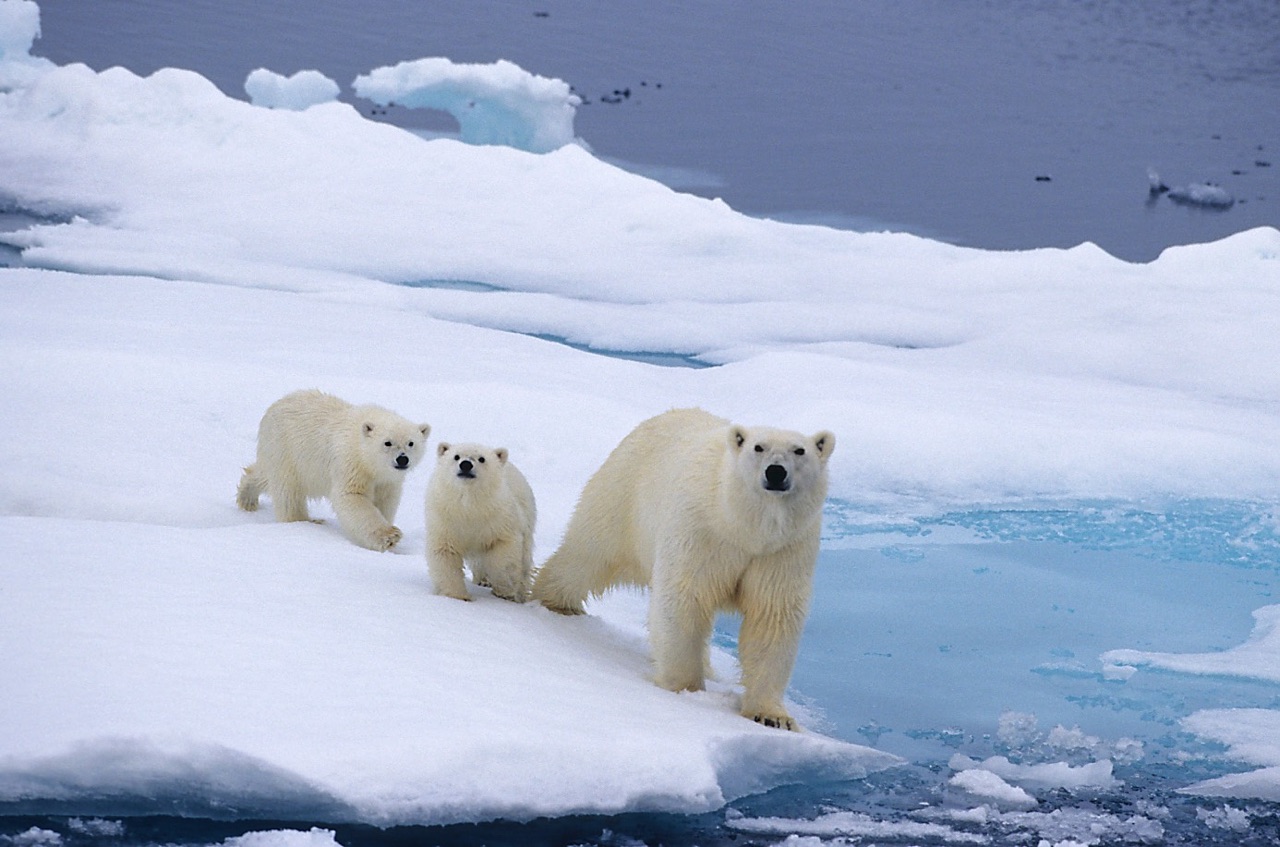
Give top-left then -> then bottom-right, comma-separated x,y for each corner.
1,0 -> 1280,827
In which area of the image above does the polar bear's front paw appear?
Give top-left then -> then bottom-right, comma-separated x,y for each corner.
370,524 -> 402,551
748,711 -> 800,732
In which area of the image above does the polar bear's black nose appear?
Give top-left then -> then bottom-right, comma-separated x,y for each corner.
764,464 -> 790,491
395,453 -> 410,469
458,459 -> 474,477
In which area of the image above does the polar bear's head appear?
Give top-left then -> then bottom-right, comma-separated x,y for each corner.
727,424 -> 835,497
361,414 -> 430,474
435,442 -> 508,488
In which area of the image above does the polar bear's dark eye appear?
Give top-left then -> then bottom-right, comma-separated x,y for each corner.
794,447 -> 805,456
753,444 -> 764,453
384,440 -> 393,447
408,441 -> 415,448
453,454 -> 460,461
478,456 -> 486,463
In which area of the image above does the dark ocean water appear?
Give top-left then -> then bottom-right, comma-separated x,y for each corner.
32,0 -> 1280,262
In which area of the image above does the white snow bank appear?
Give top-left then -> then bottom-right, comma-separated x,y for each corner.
1,25 -> 1278,511
1101,604 -> 1280,684
0,514 -> 896,824
353,57 -> 578,153
1181,709 -> 1280,801
245,68 -> 339,111
0,268 -> 898,824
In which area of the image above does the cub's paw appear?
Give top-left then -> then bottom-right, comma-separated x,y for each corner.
747,711 -> 800,732
540,601 -> 585,615
371,525 -> 403,551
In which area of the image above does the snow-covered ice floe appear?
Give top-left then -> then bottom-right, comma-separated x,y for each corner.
2,0 -> 1280,827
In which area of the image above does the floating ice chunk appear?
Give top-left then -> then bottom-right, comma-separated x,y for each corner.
1046,725 -> 1100,753
949,767 -> 1038,809
1181,708 -> 1280,800
1197,804 -> 1252,832
1101,604 -> 1280,684
353,57 -> 579,153
64,820 -> 125,838
4,829 -> 62,847
724,809 -> 988,844
244,68 -> 339,110
1147,168 -> 1235,209
223,829 -> 342,847
949,753 -> 1118,791
1168,182 -> 1235,209
0,0 -> 54,88
997,710 -> 1039,747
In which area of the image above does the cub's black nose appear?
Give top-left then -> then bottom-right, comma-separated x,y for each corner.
395,454 -> 410,469
764,464 -> 789,490
458,459 -> 474,475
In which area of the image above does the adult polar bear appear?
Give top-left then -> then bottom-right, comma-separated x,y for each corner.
533,407 -> 834,730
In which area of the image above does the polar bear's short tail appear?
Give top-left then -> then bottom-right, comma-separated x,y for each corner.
236,464 -> 265,511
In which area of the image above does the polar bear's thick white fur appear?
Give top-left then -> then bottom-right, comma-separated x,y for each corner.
426,442 -> 537,602
236,389 -> 430,551
532,407 -> 834,730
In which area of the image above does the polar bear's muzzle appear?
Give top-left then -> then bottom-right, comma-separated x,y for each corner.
763,463 -> 791,492
457,459 -> 477,479
395,453 -> 410,470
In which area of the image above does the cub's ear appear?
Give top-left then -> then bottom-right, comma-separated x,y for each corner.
494,448 -> 509,465
419,423 -> 431,439
728,425 -> 748,452
436,442 -> 452,458
363,422 -> 376,437
812,431 -> 836,460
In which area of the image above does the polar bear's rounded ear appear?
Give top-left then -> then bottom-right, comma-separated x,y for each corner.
494,448 -> 509,465
436,442 -> 451,458
419,423 -> 431,439
363,422 -> 376,437
812,431 -> 835,460
729,425 -> 748,452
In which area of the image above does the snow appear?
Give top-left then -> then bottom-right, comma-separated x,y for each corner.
244,68 -> 339,111
1,0 -> 1280,827
353,57 -> 579,153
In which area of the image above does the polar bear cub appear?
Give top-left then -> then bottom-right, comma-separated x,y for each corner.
425,442 -> 537,602
236,389 -> 430,551
532,407 -> 834,731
